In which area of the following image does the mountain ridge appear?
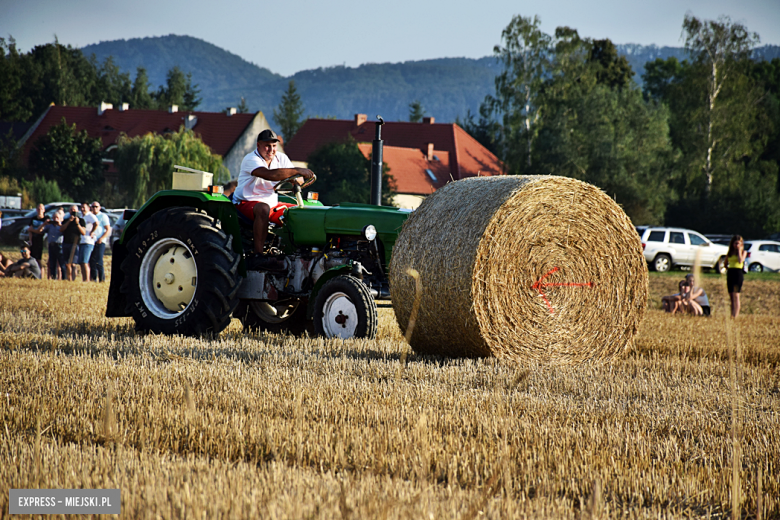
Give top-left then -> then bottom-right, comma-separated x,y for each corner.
81,35 -> 780,124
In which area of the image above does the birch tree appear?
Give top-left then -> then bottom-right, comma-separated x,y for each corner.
683,15 -> 759,197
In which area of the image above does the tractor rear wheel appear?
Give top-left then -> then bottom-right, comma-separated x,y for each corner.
120,207 -> 241,336
313,275 -> 377,339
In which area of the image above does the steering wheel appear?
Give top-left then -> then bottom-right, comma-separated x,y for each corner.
273,173 -> 317,194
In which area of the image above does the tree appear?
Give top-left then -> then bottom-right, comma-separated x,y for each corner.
154,66 -> 201,111
456,106 -> 501,156
484,15 -> 551,173
408,100 -> 425,122
92,55 -> 132,107
588,39 -> 633,89
131,67 -> 155,109
115,127 -> 229,208
306,138 -> 396,206
682,14 -> 760,197
237,96 -> 250,114
273,81 -> 305,145
28,118 -> 104,202
0,37 -> 34,122
23,177 -> 68,205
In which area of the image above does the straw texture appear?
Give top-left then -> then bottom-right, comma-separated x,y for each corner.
389,175 -> 648,364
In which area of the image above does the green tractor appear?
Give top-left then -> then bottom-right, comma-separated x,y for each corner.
106,118 -> 410,339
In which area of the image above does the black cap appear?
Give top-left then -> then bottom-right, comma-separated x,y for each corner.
257,129 -> 280,143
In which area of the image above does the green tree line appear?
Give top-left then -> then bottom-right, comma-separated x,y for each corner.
0,37 -> 201,123
462,14 -> 780,237
0,38 -> 222,209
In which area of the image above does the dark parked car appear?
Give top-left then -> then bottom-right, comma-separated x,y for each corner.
0,202 -> 74,245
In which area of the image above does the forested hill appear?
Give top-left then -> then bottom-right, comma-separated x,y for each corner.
81,35 -> 780,123
81,35 -> 283,101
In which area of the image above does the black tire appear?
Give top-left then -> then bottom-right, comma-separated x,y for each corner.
748,262 -> 763,273
120,207 -> 241,336
239,298 -> 310,335
653,254 -> 672,273
717,256 -> 728,275
313,275 -> 377,339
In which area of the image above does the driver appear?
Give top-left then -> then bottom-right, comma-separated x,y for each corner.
233,129 -> 314,270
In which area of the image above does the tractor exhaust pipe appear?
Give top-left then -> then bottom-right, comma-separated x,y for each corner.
370,115 -> 385,206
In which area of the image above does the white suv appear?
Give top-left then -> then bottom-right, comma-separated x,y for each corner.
640,227 -> 728,273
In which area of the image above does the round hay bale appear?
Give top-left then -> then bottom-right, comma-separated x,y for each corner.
389,175 -> 648,364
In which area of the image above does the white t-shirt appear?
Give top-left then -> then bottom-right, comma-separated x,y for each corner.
80,212 -> 98,245
233,149 -> 294,208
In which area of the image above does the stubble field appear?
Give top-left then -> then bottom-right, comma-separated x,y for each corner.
1,262 -> 779,518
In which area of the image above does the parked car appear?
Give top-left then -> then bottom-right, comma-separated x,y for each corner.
640,226 -> 729,273
110,210 -> 136,247
744,240 -> 780,272
0,208 -> 28,219
704,234 -> 732,247
1,202 -> 74,245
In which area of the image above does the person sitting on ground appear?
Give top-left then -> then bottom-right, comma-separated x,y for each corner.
0,251 -> 13,271
668,280 -> 692,315
233,129 -> 314,270
0,246 -> 42,279
662,280 -> 686,313
683,273 -> 711,317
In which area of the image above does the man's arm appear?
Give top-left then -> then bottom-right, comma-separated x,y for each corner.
251,167 -> 314,182
98,216 -> 111,243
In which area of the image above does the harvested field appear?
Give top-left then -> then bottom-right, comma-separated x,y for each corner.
1,271 -> 779,518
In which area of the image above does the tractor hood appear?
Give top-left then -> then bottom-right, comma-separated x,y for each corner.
284,202 -> 412,265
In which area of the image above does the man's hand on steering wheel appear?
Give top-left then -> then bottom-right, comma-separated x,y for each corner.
273,170 -> 317,193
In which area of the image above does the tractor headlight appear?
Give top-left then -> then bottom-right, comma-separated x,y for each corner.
362,225 -> 377,241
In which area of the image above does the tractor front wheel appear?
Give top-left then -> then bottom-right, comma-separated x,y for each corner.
120,207 -> 241,336
313,275 -> 377,339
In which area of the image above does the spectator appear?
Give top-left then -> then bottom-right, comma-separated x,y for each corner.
223,179 -> 238,198
60,205 -> 84,281
684,273 -> 711,317
0,251 -> 12,271
78,202 -> 98,282
726,235 -> 747,318
661,280 -> 686,313
89,201 -> 111,282
44,210 -> 66,279
0,246 -> 42,279
28,203 -> 47,265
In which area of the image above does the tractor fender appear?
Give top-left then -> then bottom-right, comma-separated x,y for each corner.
306,263 -> 353,319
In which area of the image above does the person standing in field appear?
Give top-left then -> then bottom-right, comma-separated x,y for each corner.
726,235 -> 748,318
77,202 -> 97,282
89,201 -> 111,282
43,210 -> 65,279
28,203 -> 46,266
60,205 -> 84,281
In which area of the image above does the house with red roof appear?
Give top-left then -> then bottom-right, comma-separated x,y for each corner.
285,114 -> 504,208
17,103 -> 277,182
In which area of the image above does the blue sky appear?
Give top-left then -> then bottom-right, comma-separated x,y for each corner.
2,0 -> 779,77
